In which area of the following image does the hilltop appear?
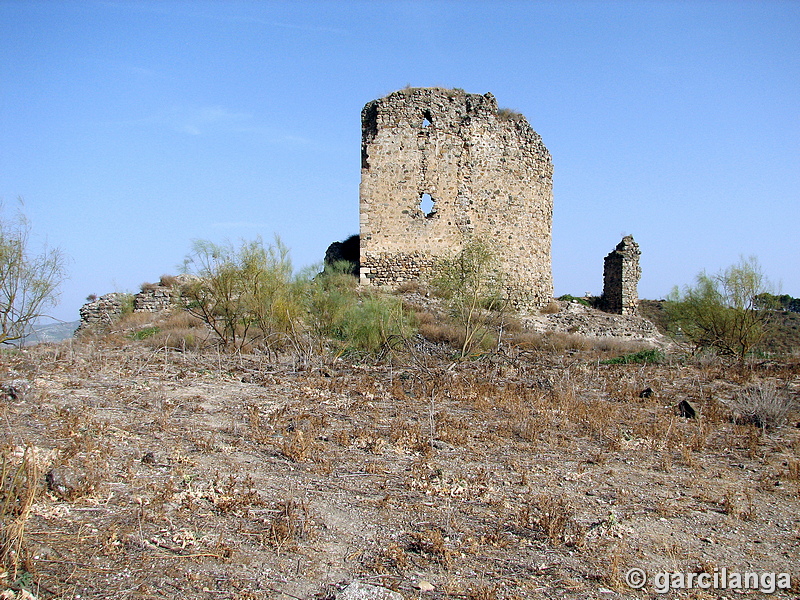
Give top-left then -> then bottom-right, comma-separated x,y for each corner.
1,298 -> 798,599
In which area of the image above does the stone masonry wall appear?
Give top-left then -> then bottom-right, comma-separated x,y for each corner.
359,87 -> 553,308
77,293 -> 128,332
76,277 -> 192,333
134,284 -> 177,312
601,235 -> 641,316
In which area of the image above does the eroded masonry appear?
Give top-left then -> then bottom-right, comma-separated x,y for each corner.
358,87 -> 553,308
601,235 -> 641,316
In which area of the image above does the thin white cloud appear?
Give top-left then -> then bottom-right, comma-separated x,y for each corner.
211,222 -> 272,229
103,105 -> 319,147
172,105 -> 253,136
103,105 -> 251,135
279,134 -> 314,146
232,15 -> 347,35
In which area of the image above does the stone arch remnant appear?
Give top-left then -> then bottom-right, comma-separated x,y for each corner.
358,87 -> 554,308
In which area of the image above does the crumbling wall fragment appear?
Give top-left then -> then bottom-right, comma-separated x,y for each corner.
601,235 -> 641,315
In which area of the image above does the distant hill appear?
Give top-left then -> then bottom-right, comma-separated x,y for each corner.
21,320 -> 80,346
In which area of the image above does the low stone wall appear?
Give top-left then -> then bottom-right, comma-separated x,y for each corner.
134,285 -> 177,312
524,300 -> 662,343
360,251 -> 437,286
76,276 -> 196,333
76,293 -> 128,332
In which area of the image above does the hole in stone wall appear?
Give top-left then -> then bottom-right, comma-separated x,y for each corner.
421,109 -> 433,127
419,193 -> 436,217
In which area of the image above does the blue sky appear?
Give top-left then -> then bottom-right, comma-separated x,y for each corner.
1,0 -> 798,323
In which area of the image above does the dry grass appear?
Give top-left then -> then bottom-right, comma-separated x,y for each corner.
1,335 -> 797,598
394,280 -> 421,294
159,274 -> 179,287
726,380 -> 796,429
539,300 -> 561,314
419,322 -> 464,347
0,447 -> 40,581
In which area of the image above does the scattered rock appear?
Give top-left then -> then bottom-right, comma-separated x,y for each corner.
46,463 -> 95,501
639,387 -> 654,399
31,543 -> 60,560
416,579 -> 435,592
521,299 -> 664,343
0,379 -> 32,401
678,400 -> 696,419
337,581 -> 403,600
0,590 -> 39,600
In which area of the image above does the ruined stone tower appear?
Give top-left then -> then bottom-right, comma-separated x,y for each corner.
358,87 -> 553,307
601,235 -> 641,315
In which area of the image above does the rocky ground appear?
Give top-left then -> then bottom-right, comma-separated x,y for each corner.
1,310 -> 799,599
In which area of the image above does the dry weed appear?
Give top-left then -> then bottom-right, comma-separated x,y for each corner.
467,584 -> 498,600
281,430 -> 314,462
512,410 -> 544,444
210,473 -> 266,515
419,322 -> 464,348
511,331 -> 592,352
723,489 -> 756,521
0,446 -> 39,580
434,413 -> 470,446
540,301 -> 560,314
523,493 -> 584,547
785,459 -> 800,481
726,380 -> 795,429
368,541 -> 408,573
265,499 -> 316,551
406,528 -> 452,566
394,280 -> 421,294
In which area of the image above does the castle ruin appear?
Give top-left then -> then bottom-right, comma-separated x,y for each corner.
358,87 -> 553,308
601,235 -> 641,315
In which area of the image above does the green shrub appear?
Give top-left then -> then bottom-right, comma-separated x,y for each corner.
601,349 -> 664,365
119,293 -> 135,316
180,236 -> 304,352
131,326 -> 160,340
337,294 -> 416,355
558,294 -> 591,307
306,264 -> 416,356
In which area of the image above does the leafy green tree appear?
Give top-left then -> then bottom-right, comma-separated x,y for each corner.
431,238 -> 506,359
755,292 -> 800,313
0,204 -> 67,345
665,256 -> 775,363
180,236 -> 302,352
